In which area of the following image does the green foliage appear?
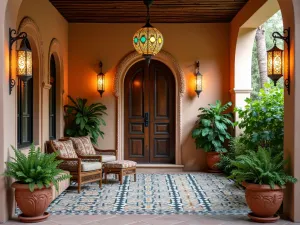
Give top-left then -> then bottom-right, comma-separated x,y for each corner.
192,100 -> 234,153
228,147 -> 297,188
235,83 -> 283,152
251,11 -> 284,98
64,95 -> 107,144
217,137 -> 248,175
3,144 -> 71,192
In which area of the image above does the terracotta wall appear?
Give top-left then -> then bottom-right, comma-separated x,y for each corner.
68,23 -> 230,171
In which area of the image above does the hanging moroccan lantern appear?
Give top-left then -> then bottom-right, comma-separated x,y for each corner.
267,41 -> 284,86
133,0 -> 164,65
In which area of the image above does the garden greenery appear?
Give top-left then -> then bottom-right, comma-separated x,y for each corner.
228,147 -> 297,188
217,137 -> 248,175
235,83 -> 283,153
4,144 -> 71,192
64,96 -> 107,144
192,100 -> 234,153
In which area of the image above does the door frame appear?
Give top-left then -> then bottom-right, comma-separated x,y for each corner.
114,50 -> 186,165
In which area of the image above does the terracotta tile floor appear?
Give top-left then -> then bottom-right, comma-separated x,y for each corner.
3,215 -> 300,225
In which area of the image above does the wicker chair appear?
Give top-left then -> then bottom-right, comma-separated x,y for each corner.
45,139 -> 103,193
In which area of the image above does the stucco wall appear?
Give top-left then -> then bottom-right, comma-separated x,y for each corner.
0,0 -> 68,222
68,23 -> 230,171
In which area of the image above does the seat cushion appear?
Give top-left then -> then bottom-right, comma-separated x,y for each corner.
81,162 -> 102,172
101,155 -> 117,163
52,140 -> 78,158
104,160 -> 137,169
70,136 -> 96,156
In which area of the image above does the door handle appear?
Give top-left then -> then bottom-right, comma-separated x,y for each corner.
144,112 -> 149,127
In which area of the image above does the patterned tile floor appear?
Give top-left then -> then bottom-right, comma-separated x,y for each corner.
6,173 -> 299,224
46,173 -> 249,215
4,214 -> 298,225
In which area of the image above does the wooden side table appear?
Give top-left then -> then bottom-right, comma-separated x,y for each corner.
103,160 -> 137,184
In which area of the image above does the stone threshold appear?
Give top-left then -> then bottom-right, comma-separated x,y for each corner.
136,164 -> 184,172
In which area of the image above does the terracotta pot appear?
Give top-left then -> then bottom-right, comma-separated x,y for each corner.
243,182 -> 284,218
12,182 -> 52,218
206,152 -> 220,171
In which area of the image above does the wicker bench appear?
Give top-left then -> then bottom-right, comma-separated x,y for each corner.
103,160 -> 137,184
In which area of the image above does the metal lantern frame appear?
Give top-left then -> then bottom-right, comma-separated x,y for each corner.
97,61 -> 105,97
268,27 -> 291,95
195,61 -> 203,97
9,28 -> 32,95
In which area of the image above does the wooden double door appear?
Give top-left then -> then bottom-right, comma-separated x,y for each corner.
124,60 -> 175,164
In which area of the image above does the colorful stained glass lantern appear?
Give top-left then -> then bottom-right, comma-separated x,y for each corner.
133,0 -> 163,65
267,42 -> 284,86
195,61 -> 203,97
97,61 -> 105,97
17,38 -> 32,84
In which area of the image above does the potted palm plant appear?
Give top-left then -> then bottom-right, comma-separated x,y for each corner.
64,95 -> 107,144
4,144 -> 71,223
229,147 -> 297,223
192,100 -> 234,172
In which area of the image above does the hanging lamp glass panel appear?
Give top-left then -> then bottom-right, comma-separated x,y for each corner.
133,26 -> 164,57
267,44 -> 284,86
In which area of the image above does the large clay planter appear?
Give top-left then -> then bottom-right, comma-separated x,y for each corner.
243,182 -> 284,222
12,182 -> 52,223
206,152 -> 221,172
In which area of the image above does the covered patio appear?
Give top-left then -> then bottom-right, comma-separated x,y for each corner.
1,0 -> 300,224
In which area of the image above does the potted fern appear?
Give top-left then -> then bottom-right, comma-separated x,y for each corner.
64,95 -> 107,144
229,147 -> 297,222
4,145 -> 71,223
192,100 -> 234,172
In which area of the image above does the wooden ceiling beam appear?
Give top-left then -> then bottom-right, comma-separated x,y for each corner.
49,0 -> 248,23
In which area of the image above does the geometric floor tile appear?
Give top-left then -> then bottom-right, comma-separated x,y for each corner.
44,173 -> 249,215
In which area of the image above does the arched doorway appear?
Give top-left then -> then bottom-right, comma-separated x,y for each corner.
114,50 -> 185,165
124,60 -> 175,164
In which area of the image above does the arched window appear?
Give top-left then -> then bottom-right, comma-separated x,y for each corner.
49,54 -> 56,139
17,39 -> 33,148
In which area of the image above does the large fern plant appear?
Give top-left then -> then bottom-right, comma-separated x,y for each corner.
229,147 -> 297,188
64,95 -> 107,144
4,145 -> 71,192
192,100 -> 234,153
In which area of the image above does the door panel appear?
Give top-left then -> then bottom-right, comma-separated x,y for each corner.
149,61 -> 175,163
124,60 -> 175,163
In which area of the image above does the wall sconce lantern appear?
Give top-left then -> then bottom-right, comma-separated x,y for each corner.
9,28 -> 32,95
97,61 -> 105,97
195,61 -> 203,97
267,27 -> 290,95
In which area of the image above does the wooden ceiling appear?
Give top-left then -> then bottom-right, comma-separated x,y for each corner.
49,0 -> 248,23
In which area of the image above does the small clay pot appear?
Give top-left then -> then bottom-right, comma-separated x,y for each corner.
12,182 -> 52,221
243,182 -> 284,220
206,152 -> 221,172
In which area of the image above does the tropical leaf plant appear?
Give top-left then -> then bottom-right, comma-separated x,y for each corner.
64,95 -> 107,144
228,147 -> 297,189
3,144 -> 71,192
192,100 -> 234,153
